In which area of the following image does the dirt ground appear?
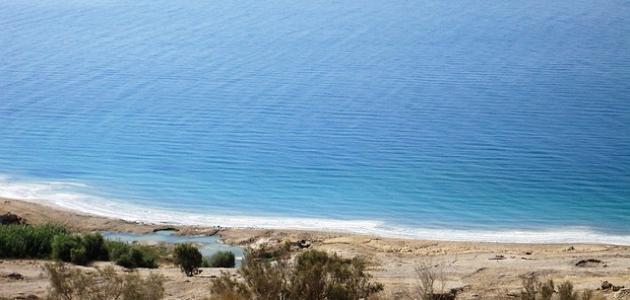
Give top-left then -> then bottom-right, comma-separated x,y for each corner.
2,198 -> 630,299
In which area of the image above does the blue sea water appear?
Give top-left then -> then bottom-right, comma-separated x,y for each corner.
1,0 -> 629,243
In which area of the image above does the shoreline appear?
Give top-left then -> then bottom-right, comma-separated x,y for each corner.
2,197 -> 630,299
3,196 -> 628,249
3,192 -> 630,245
2,175 -> 628,245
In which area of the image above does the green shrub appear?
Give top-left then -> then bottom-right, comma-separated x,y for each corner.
51,232 -> 108,265
0,224 -> 155,269
105,240 -> 130,260
105,240 -> 157,269
51,234 -> 81,262
70,245 -> 88,265
174,243 -> 202,276
0,224 -> 67,258
117,248 -> 153,269
210,248 -> 383,300
82,233 -> 108,261
204,251 -> 235,268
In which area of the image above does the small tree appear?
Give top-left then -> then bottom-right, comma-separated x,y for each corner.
174,243 -> 202,276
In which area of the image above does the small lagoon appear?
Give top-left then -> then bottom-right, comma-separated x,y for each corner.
102,231 -> 244,265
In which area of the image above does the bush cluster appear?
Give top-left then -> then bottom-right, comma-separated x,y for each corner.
105,240 -> 158,269
0,224 -> 68,258
210,247 -> 383,300
46,262 -> 164,300
51,233 -> 108,265
520,276 -> 596,300
520,276 -> 600,300
203,251 -> 235,268
0,224 -> 157,268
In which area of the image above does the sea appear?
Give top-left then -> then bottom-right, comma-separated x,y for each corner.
1,0 -> 629,244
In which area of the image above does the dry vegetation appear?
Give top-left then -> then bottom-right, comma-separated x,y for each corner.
2,201 -> 630,300
210,244 -> 384,300
46,262 -> 164,300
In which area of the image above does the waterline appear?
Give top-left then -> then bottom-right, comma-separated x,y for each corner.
2,176 -> 628,245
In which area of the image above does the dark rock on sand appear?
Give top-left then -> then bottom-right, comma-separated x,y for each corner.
432,293 -> 456,300
576,258 -> 603,267
153,227 -> 180,232
3,272 -> 24,280
14,295 -> 39,300
297,239 -> 312,249
0,212 -> 24,225
603,281 -> 614,289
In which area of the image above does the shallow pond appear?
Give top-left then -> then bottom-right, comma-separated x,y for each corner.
102,231 -> 244,266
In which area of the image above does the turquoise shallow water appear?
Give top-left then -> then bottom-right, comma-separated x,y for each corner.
103,231 -> 244,265
1,0 -> 629,243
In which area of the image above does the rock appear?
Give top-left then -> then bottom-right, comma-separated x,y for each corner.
152,227 -> 179,232
450,286 -> 466,294
432,293 -> 456,300
0,212 -> 24,225
601,280 -> 624,291
525,251 -> 533,255
489,254 -> 506,260
425,286 -> 467,300
14,295 -> 39,300
297,239 -> 312,249
613,285 -> 625,292
575,258 -> 603,267
2,272 -> 24,280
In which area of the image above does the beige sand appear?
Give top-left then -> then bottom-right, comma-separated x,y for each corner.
1,198 -> 629,299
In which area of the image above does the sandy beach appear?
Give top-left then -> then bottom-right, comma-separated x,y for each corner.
1,198 -> 629,299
